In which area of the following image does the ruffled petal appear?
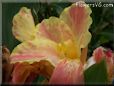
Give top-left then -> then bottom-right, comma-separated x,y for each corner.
36,17 -> 81,58
10,38 -> 61,66
12,7 -> 36,42
79,32 -> 91,48
36,17 -> 74,43
93,46 -> 105,63
49,59 -> 84,84
12,62 -> 32,84
93,46 -> 113,63
60,1 -> 92,48
12,60 -> 54,84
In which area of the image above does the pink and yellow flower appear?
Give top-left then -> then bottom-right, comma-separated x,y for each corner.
10,1 -> 93,84
85,46 -> 114,82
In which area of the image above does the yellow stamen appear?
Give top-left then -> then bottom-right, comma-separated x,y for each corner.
58,40 -> 81,59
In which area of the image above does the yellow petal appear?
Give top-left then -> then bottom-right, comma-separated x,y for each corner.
36,17 -> 74,43
36,17 -> 81,59
60,1 -> 92,48
10,38 -> 61,66
58,39 -> 81,59
12,7 -> 36,42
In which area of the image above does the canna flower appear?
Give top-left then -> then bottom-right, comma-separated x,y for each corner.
85,46 -> 114,83
10,1 -> 92,84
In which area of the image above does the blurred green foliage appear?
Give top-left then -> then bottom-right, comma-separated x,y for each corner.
88,5 -> 114,57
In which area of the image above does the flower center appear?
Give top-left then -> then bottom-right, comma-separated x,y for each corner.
58,40 -> 81,59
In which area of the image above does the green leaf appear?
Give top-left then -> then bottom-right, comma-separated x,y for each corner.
33,75 -> 46,84
84,59 -> 108,84
98,35 -> 110,45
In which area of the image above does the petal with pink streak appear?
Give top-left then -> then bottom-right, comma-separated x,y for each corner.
93,46 -> 113,63
93,46 -> 105,63
60,1 -> 92,48
36,17 -> 74,43
10,38 -> 61,66
12,7 -> 36,42
12,60 -> 54,84
49,59 -> 84,84
12,62 -> 32,84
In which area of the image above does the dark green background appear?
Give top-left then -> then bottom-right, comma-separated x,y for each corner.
2,2 -> 114,57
